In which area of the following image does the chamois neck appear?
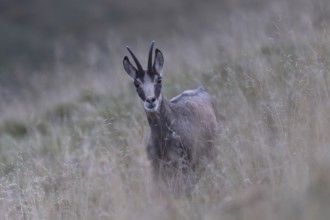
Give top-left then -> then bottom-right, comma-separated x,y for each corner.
146,96 -> 173,136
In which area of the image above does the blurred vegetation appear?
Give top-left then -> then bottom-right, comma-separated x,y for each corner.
0,0 -> 228,70
0,119 -> 28,137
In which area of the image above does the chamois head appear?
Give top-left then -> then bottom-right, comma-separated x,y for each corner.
123,41 -> 164,113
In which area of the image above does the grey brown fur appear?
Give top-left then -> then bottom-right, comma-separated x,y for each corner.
123,41 -> 218,195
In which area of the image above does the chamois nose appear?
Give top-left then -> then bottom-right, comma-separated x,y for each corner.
146,97 -> 156,104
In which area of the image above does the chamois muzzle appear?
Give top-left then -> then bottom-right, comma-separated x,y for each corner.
144,96 -> 160,112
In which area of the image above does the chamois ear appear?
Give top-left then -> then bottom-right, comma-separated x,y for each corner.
153,48 -> 164,75
123,56 -> 137,79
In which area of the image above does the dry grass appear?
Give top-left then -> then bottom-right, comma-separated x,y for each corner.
1,0 -> 330,219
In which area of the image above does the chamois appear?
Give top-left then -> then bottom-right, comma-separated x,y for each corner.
123,41 -> 218,195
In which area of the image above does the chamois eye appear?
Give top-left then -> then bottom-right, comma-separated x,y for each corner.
134,81 -> 140,88
156,77 -> 162,84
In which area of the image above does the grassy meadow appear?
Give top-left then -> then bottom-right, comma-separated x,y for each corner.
1,0 -> 330,219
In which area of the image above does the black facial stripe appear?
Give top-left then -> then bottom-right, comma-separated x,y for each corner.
155,84 -> 162,99
147,70 -> 155,78
134,80 -> 139,88
136,87 -> 146,101
136,69 -> 145,79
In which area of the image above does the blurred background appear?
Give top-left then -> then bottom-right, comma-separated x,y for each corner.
0,0 -> 227,69
0,0 -> 330,113
0,0 -> 227,118
2,0 -> 329,119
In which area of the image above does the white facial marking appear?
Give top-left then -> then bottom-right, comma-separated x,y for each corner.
143,75 -> 154,98
143,74 -> 160,113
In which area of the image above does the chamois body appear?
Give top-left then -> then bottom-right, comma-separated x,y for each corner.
146,87 -> 217,183
122,42 -> 218,195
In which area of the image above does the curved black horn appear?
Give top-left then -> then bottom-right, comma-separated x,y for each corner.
126,46 -> 144,73
148,41 -> 155,71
